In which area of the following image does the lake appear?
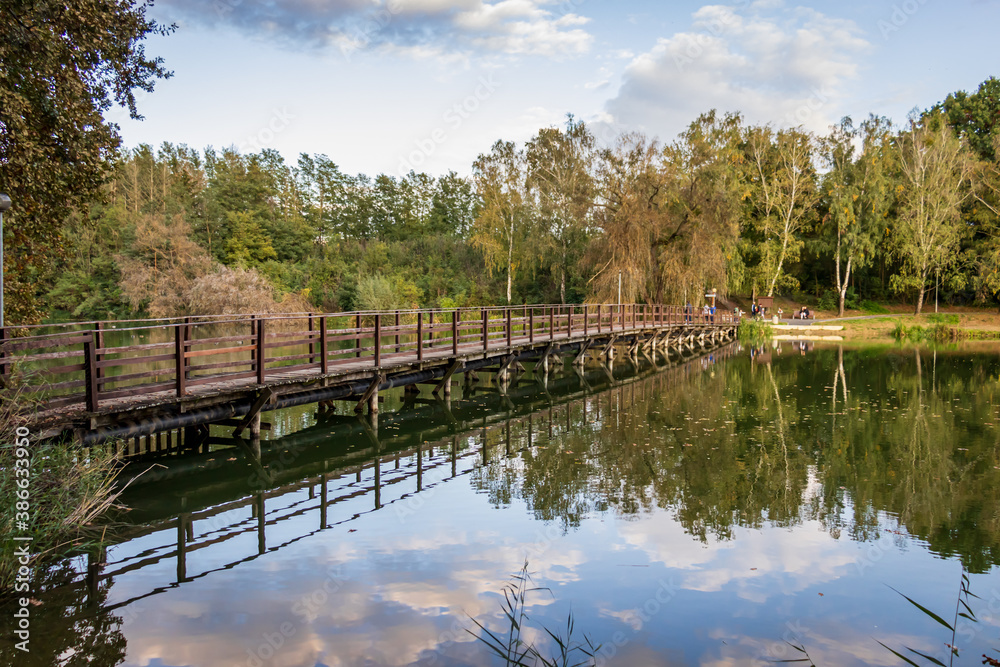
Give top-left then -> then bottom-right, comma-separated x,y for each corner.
7,341 -> 1000,667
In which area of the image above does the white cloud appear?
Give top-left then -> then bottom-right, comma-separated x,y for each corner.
599,3 -> 871,141
160,0 -> 594,59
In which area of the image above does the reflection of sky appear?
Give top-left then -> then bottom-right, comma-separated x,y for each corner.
98,350 -> 1000,667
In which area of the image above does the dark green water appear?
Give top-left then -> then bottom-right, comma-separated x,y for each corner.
6,342 -> 1000,666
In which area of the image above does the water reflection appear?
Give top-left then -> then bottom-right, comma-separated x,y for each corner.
7,342 -> 1000,666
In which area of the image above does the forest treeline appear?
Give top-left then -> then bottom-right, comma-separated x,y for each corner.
34,77 -> 1000,323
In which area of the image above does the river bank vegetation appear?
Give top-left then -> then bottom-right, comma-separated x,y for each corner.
3,27 -> 1000,326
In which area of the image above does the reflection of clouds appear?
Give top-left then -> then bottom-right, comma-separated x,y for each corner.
117,501 -> 590,666
698,627 -> 921,667
618,517 -> 855,601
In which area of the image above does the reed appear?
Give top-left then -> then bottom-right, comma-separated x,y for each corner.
468,559 -> 601,667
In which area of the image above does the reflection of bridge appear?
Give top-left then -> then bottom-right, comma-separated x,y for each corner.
5,304 -> 736,444
65,341 -> 738,616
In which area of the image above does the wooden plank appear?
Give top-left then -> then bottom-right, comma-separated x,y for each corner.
186,371 -> 258,388
83,335 -> 98,412
97,367 -> 176,387
320,316 -> 329,374
96,353 -> 175,368
175,324 -> 186,397
233,387 -> 276,437
31,362 -> 87,376
185,345 -> 257,359
256,318 -> 266,384
417,312 -> 423,361
2,335 -> 92,353
100,381 -> 175,401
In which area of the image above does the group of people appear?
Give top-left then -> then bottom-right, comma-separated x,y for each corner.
683,303 -> 716,323
743,303 -> 812,320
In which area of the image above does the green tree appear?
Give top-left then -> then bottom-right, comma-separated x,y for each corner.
587,132 -> 663,303
0,0 -> 172,323
818,115 -> 895,315
891,116 -> 976,313
472,140 -> 533,304
742,125 -> 819,297
526,116 -> 596,304
657,110 -> 745,303
938,76 -> 1000,162
224,211 -> 277,268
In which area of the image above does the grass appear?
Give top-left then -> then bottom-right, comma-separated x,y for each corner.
891,319 -> 959,344
0,380 -> 126,595
738,318 -> 773,344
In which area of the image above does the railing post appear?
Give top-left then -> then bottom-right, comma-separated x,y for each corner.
95,322 -> 104,387
374,314 -> 382,367
256,317 -> 266,384
567,305 -> 572,337
417,312 -> 424,361
506,308 -> 512,348
549,307 -> 554,341
356,314 -> 362,358
583,305 -> 588,336
529,308 -> 534,343
395,310 -> 401,353
452,310 -> 459,355
308,313 -> 315,363
175,322 -> 187,397
482,309 -> 489,352
319,316 -> 329,374
428,310 -> 434,347
84,330 -> 99,412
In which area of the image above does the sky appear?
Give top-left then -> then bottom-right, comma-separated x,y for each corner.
114,0 -> 1000,178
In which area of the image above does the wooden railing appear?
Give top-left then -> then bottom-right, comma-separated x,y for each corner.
0,304 -> 735,413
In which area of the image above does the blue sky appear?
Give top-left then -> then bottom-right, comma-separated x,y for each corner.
114,0 -> 1000,177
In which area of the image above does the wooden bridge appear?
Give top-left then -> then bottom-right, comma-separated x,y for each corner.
1,303 -> 737,445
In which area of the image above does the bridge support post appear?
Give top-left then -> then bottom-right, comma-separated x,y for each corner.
356,374 -> 384,415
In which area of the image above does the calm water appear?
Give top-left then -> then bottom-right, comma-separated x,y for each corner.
6,342 -> 1000,667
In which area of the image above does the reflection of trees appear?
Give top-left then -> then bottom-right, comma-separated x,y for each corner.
471,346 -> 1000,571
0,559 -> 126,666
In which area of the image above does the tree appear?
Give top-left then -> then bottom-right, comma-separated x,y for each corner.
818,115 -> 895,316
891,116 -> 976,313
0,0 -> 172,323
472,141 -> 532,304
656,110 -> 745,304
742,126 -> 819,297
587,133 -> 663,304
937,76 -> 1000,162
428,171 -> 478,237
525,116 -> 596,304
